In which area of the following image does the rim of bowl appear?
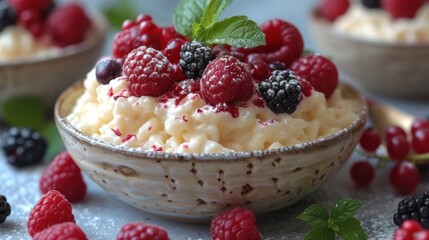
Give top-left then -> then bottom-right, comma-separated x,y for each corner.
0,9 -> 108,66
55,80 -> 368,163
309,8 -> 429,49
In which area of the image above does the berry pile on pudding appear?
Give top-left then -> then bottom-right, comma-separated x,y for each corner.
0,0 -> 92,59
318,0 -> 429,43
67,1 -> 360,153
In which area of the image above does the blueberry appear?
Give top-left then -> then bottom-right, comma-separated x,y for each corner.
95,58 -> 123,85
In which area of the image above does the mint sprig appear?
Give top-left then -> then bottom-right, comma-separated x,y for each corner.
173,0 -> 265,48
297,198 -> 367,240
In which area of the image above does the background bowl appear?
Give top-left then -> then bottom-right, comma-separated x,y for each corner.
0,10 -> 108,114
55,81 -> 367,222
309,10 -> 429,100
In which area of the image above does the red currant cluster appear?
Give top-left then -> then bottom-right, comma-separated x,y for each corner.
350,118 -> 429,195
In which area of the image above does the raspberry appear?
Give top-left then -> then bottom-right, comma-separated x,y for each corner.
123,46 -> 176,97
257,70 -> 302,114
40,151 -> 87,202
381,0 -> 424,19
46,3 -> 91,47
297,76 -> 313,97
319,0 -> 350,21
290,54 -> 339,98
112,26 -> 161,59
7,0 -> 52,12
179,41 -> 215,79
0,195 -> 11,224
244,19 -> 304,68
1,127 -> 47,167
116,223 -> 169,240
200,55 -> 254,105
210,208 -> 262,240
0,2 -> 17,32
33,222 -> 87,240
28,190 -> 75,237
96,58 -> 123,85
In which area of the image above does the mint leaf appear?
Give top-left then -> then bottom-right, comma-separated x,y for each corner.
331,199 -> 362,224
337,217 -> 368,240
103,0 -> 137,29
297,203 -> 329,227
41,121 -> 65,162
201,15 -> 265,48
200,0 -> 233,28
304,227 -> 335,240
173,0 -> 210,37
1,96 -> 45,131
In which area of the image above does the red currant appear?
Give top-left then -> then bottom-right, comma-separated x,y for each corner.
411,119 -> 429,136
350,161 -> 375,187
412,129 -> 429,154
249,59 -> 270,82
136,14 -> 152,23
387,135 -> 410,161
386,125 -> 407,140
359,127 -> 382,152
163,38 -> 186,64
139,20 -> 160,35
389,161 -> 420,195
401,220 -> 422,234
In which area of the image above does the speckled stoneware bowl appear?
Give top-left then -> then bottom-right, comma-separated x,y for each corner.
309,11 -> 429,100
55,81 -> 367,222
0,10 -> 108,114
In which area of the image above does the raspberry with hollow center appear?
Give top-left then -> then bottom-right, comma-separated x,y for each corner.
290,54 -> 339,98
117,222 -> 169,240
27,190 -> 75,237
210,207 -> 262,240
33,222 -> 87,240
123,46 -> 176,97
244,19 -> 304,68
200,55 -> 254,105
112,26 -> 161,59
40,151 -> 87,202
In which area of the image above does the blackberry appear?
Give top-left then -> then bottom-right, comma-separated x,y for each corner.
179,41 -> 215,79
1,127 -> 47,167
257,70 -> 302,114
0,1 -> 16,32
95,58 -> 122,85
0,195 -> 11,224
361,0 -> 381,9
394,191 -> 429,229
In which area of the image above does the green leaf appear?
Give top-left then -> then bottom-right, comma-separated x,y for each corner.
173,0 -> 210,37
1,96 -> 45,131
328,218 -> 340,232
304,227 -> 336,240
103,0 -> 137,29
41,121 -> 65,162
201,15 -> 265,48
200,0 -> 233,28
331,199 -> 363,224
337,217 -> 368,240
297,204 -> 329,227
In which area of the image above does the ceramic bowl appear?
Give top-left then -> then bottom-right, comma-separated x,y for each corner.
0,10 -> 108,113
55,81 -> 367,222
309,10 -> 429,99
